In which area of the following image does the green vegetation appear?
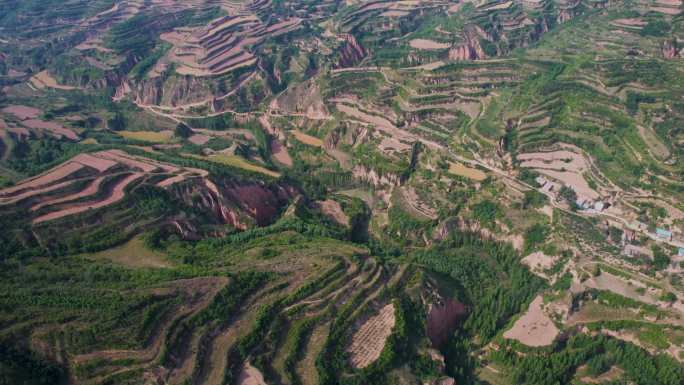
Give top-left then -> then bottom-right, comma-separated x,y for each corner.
0,2 -> 683,384
490,334 -> 684,385
523,223 -> 549,253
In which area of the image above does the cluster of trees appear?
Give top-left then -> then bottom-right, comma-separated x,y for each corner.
651,245 -> 672,271
491,334 -> 684,385
626,92 -> 657,115
160,271 -> 270,371
183,114 -> 237,131
558,185 -> 578,209
470,200 -> 502,229
316,292 -> 420,385
640,19 -> 671,37
8,137 -> 83,176
225,262 -> 349,384
283,317 -> 320,385
523,223 -> 549,253
387,204 -> 434,246
0,342 -> 65,385
413,231 -> 545,342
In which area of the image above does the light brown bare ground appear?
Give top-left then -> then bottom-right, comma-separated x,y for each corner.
0,162 -> 84,196
188,134 -> 211,145
518,150 -> 587,173
503,295 -> 559,347
157,173 -> 193,188
237,362 -> 267,385
291,130 -> 324,147
650,6 -> 681,14
409,39 -> 449,50
87,236 -> 172,269
71,153 -> 118,172
611,18 -> 646,27
97,150 -> 159,172
22,119 -> 79,140
31,176 -> 105,212
316,200 -> 349,226
335,103 -> 425,147
380,10 -> 409,17
271,138 -> 293,167
580,366 -> 624,384
346,304 -> 396,368
2,105 -> 41,120
30,71 -> 77,90
448,161 -> 487,181
522,252 -> 559,278
584,271 -> 657,305
34,172 -> 143,223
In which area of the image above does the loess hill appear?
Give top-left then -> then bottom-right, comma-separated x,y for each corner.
0,0 -> 684,385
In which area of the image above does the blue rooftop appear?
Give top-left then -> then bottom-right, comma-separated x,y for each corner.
656,228 -> 672,238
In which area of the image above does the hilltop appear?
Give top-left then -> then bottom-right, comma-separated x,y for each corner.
0,1 -> 683,385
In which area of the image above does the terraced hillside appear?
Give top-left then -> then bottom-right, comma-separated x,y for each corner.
1,0 -> 684,385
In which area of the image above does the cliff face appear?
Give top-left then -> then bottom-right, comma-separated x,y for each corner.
449,36 -> 486,61
662,39 -> 682,59
352,165 -> 402,187
133,75 -> 214,107
426,298 -> 467,348
445,0 -> 598,62
336,34 -> 367,68
168,177 -> 297,232
324,124 -> 368,150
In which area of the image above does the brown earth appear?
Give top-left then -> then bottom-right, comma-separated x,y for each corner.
346,303 -> 396,368
503,295 -> 559,347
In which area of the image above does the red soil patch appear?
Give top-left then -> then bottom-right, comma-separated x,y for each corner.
427,298 -> 467,347
222,184 -> 293,226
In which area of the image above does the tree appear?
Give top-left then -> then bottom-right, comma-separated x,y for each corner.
175,122 -> 192,139
559,185 -> 578,210
107,112 -> 126,131
651,246 -> 671,271
660,291 -> 677,303
524,223 -> 548,253
523,190 -> 548,209
608,226 -> 623,244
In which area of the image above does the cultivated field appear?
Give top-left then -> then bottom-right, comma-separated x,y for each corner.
346,303 -> 396,368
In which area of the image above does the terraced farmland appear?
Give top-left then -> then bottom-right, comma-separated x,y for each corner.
1,0 -> 684,384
